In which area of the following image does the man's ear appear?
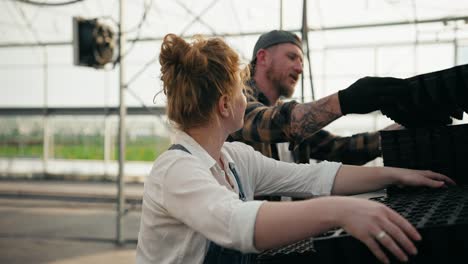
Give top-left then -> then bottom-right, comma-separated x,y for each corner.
256,49 -> 267,66
218,95 -> 230,118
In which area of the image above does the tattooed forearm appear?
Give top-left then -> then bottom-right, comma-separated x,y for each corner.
290,93 -> 342,139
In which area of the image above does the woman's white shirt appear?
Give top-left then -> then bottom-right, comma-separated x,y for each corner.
136,130 -> 342,264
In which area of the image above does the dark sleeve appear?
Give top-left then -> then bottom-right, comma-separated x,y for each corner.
304,130 -> 381,165
229,94 -> 298,144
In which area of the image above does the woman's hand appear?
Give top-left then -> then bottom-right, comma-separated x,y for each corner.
332,165 -> 455,196
338,197 -> 420,264
386,167 -> 456,188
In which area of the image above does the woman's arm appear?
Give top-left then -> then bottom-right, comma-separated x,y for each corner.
254,197 -> 340,251
331,165 -> 455,196
254,196 -> 419,264
254,164 -> 455,263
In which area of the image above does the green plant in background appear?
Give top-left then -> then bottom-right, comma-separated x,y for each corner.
0,145 -> 43,158
0,117 -> 172,161
54,134 -> 105,160
120,136 -> 171,161
0,127 -> 43,158
0,134 -> 171,161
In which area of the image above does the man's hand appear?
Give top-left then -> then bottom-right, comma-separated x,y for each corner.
337,75 -> 462,128
338,77 -> 410,115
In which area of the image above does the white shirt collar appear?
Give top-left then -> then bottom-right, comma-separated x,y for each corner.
172,130 -> 216,169
221,147 -> 235,167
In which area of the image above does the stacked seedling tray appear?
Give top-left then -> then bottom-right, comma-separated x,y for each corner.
256,124 -> 468,263
380,123 -> 468,185
256,187 -> 468,264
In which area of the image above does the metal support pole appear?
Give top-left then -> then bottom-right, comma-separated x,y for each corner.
42,47 -> 49,175
372,47 -> 379,165
104,116 -> 111,176
300,0 -> 306,103
43,117 -> 49,172
413,40 -> 418,75
117,0 -> 127,245
3,15 -> 468,49
373,47 -> 379,132
454,25 -> 459,66
454,39 -> 458,66
301,0 -> 315,102
279,0 -> 283,30
412,0 -> 418,76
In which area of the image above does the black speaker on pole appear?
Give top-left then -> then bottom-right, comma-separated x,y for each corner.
73,17 -> 115,69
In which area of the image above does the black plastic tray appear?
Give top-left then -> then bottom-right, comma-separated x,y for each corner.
256,187 -> 468,263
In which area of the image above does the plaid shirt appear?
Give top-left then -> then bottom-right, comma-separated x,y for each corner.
229,79 -> 381,165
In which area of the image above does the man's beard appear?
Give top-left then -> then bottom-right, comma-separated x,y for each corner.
266,66 -> 295,98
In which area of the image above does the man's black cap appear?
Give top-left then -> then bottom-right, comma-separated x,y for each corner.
251,30 -> 302,62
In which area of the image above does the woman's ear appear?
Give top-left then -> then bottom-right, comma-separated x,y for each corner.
218,95 -> 230,118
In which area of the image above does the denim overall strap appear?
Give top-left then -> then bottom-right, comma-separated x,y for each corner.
228,162 -> 246,201
203,244 -> 255,264
168,144 -> 255,264
168,144 -> 191,154
203,162 -> 255,264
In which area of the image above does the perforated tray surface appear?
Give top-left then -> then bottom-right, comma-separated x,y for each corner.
376,186 -> 468,228
256,187 -> 468,264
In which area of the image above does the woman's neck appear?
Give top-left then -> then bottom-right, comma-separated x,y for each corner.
186,124 -> 227,166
